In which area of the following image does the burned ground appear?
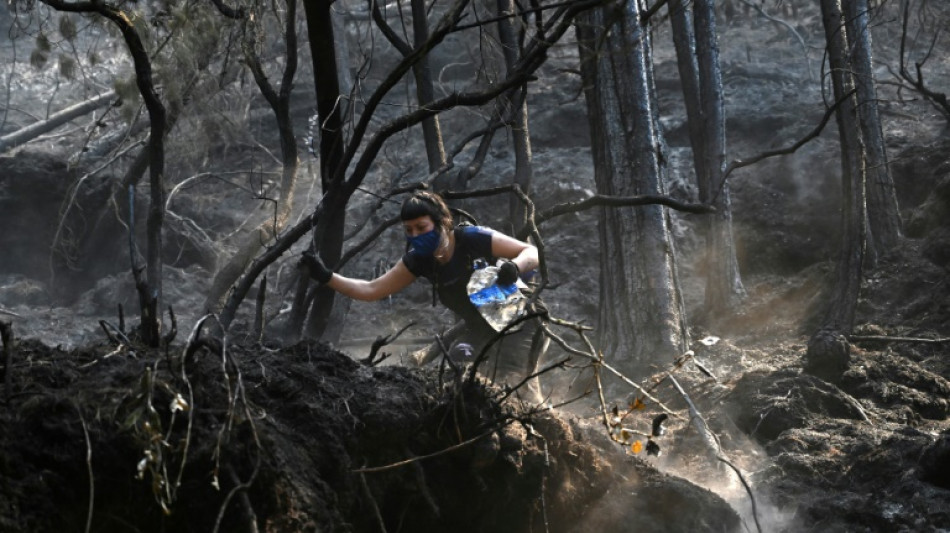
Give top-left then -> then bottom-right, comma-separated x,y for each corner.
0,336 -> 741,532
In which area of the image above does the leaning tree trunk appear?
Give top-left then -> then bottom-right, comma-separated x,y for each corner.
846,0 -> 902,254
203,0 -> 300,316
497,0 -> 534,234
807,0 -> 868,381
694,0 -> 744,316
577,2 -> 689,376
0,90 -> 116,153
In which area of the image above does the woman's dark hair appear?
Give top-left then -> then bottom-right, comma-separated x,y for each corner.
400,191 -> 453,234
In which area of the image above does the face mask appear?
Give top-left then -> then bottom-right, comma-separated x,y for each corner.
408,229 -> 441,256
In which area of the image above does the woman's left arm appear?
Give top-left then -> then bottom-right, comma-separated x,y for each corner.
491,231 -> 538,273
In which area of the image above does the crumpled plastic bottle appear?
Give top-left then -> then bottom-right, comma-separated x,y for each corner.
467,263 -> 527,331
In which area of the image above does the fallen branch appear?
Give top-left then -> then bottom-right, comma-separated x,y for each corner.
0,90 -> 117,153
0,307 -> 21,318
541,321 -> 680,417
667,375 -> 762,533
849,334 -> 950,344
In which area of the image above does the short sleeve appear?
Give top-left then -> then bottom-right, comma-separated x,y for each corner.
461,226 -> 494,259
401,251 -> 432,279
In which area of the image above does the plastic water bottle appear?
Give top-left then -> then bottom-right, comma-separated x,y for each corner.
467,263 -> 527,331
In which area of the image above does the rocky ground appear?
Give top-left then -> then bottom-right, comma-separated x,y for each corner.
3,1 -> 950,531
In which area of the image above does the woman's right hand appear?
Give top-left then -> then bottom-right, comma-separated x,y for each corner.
300,251 -> 333,284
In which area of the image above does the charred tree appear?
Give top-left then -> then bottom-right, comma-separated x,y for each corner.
371,0 -> 447,171
296,0 -> 348,341
40,0 -> 168,346
497,0 -> 534,234
203,0 -> 300,316
847,0 -> 902,253
693,0 -> 744,315
577,1 -> 689,375
807,0 -> 869,380
670,0 -> 744,320
411,0 -> 448,171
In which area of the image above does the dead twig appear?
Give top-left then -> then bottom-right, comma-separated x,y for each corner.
2,320 -> 14,401
162,306 -> 177,346
172,315 -> 212,500
99,319 -> 133,348
361,322 -> 415,366
718,456 -> 763,533
359,470 -> 389,533
498,356 -> 571,404
353,423 -> 510,474
210,315 -> 263,533
667,375 -> 763,533
74,403 -> 95,533
541,321 -> 680,417
0,307 -> 21,318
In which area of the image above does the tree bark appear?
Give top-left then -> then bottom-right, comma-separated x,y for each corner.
298,0 -> 348,341
815,0 -> 867,336
411,0 -> 448,172
846,0 -> 902,253
693,0 -> 744,316
577,1 -> 689,376
669,0 -> 705,177
497,0 -> 534,234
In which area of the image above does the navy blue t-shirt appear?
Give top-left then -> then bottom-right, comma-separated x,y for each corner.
402,226 -> 496,336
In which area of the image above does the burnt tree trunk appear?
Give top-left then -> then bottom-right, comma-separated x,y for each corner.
693,0 -> 744,316
41,0 -> 169,346
577,2 -> 689,376
807,0 -> 869,379
296,0 -> 347,341
846,0 -> 902,253
412,0 -> 448,172
671,0 -> 744,320
497,0 -> 534,234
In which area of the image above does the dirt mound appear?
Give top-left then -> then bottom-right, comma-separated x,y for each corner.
0,334 -> 740,532
722,344 -> 950,532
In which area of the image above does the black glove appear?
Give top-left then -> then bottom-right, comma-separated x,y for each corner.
300,251 -> 333,284
496,259 -> 520,287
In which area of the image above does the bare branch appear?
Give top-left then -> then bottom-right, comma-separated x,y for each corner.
715,90 -> 855,203
535,193 -> 714,227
